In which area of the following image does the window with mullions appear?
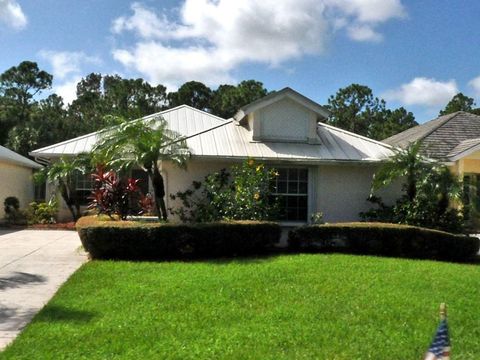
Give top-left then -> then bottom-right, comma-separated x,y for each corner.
271,168 -> 308,221
75,172 -> 94,205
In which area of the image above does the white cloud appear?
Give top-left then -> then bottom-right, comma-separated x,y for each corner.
384,77 -> 458,107
468,75 -> 480,98
39,50 -> 101,81
112,0 -> 406,89
0,0 -> 27,30
54,76 -> 81,105
38,50 -> 102,104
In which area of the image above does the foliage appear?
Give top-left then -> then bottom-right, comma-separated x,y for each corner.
4,196 -> 20,213
4,255 -> 480,359
439,92 -> 480,116
168,81 -> 213,111
289,222 -> 479,261
364,142 -> 464,232
170,159 -> 278,222
310,212 -> 325,225
3,196 -> 26,224
87,167 -> 142,220
92,116 -> 190,221
76,215 -> 280,260
325,83 -> 417,140
210,80 -> 268,118
34,153 -> 94,221
26,198 -> 58,224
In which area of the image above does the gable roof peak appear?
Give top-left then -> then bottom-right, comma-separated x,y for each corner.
233,87 -> 330,122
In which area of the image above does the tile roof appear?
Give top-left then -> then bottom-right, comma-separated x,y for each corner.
383,111 -> 480,161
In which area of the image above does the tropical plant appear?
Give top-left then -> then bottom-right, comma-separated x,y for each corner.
34,153 -> 94,221
88,166 -> 142,220
363,142 -> 464,233
26,198 -> 58,224
170,159 -> 278,222
3,196 -> 25,224
92,116 -> 190,221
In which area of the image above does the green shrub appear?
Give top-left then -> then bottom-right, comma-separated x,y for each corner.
288,222 -> 479,261
26,199 -> 58,224
76,216 -> 281,260
169,158 -> 279,222
3,196 -> 26,225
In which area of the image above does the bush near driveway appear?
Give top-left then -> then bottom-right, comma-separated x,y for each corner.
76,216 -> 280,260
288,222 -> 479,261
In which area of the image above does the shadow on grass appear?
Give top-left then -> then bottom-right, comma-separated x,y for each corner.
0,272 -> 46,290
35,305 -> 96,324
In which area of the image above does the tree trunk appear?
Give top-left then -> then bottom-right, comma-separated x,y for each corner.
59,181 -> 79,221
149,163 -> 168,221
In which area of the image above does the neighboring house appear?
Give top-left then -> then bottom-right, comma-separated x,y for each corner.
30,88 -> 400,223
384,111 -> 480,224
0,145 -> 42,219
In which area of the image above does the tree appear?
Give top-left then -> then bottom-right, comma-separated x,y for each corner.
439,93 -> 476,116
34,154 -> 94,221
7,94 -> 68,155
365,142 -> 464,232
92,117 -> 190,221
325,84 -> 386,137
372,142 -> 428,202
0,61 -> 52,145
370,107 -> 417,141
211,80 -> 268,118
168,81 -> 213,111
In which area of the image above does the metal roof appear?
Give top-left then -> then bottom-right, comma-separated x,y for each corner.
0,145 -> 42,169
30,105 -> 227,157
182,120 -> 393,162
30,103 -> 393,163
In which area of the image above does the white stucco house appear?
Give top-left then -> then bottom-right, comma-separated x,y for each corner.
30,88 -> 400,223
0,145 -> 42,219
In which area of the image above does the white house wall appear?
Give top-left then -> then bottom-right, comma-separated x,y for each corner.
0,161 -> 35,219
164,159 -> 402,223
256,97 -> 313,142
316,164 -> 401,222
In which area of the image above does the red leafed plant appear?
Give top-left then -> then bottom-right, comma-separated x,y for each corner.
88,166 -> 142,220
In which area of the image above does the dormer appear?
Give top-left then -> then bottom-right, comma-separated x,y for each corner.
233,88 -> 330,144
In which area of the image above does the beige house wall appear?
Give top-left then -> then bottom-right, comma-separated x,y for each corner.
0,161 -> 35,219
164,159 -> 402,223
52,158 -> 403,223
316,164 -> 400,223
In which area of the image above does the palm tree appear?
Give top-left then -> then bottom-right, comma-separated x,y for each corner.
371,141 -> 428,201
92,116 -> 189,220
34,153 -> 93,221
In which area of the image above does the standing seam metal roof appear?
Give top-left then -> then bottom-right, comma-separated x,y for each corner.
30,104 -> 393,162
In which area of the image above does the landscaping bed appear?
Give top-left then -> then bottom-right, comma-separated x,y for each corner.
289,222 -> 480,261
76,215 -> 281,259
2,254 -> 480,359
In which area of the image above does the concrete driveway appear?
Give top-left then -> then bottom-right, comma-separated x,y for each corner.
0,230 -> 86,350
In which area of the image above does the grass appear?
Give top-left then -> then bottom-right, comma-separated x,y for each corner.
2,254 -> 480,359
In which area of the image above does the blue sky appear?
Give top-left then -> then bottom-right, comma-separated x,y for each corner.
1,0 -> 480,123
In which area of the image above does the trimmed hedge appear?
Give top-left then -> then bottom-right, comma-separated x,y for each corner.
76,216 -> 281,260
288,222 -> 479,261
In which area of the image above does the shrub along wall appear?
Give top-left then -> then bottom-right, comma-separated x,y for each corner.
76,216 -> 281,260
288,222 -> 479,261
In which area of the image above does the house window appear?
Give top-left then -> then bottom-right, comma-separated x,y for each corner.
75,172 -> 94,205
272,168 -> 308,221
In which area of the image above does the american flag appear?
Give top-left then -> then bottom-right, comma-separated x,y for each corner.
424,319 -> 450,360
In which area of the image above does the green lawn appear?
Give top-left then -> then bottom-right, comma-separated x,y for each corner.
2,254 -> 480,359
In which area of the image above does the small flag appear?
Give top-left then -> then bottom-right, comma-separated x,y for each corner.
424,304 -> 450,360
